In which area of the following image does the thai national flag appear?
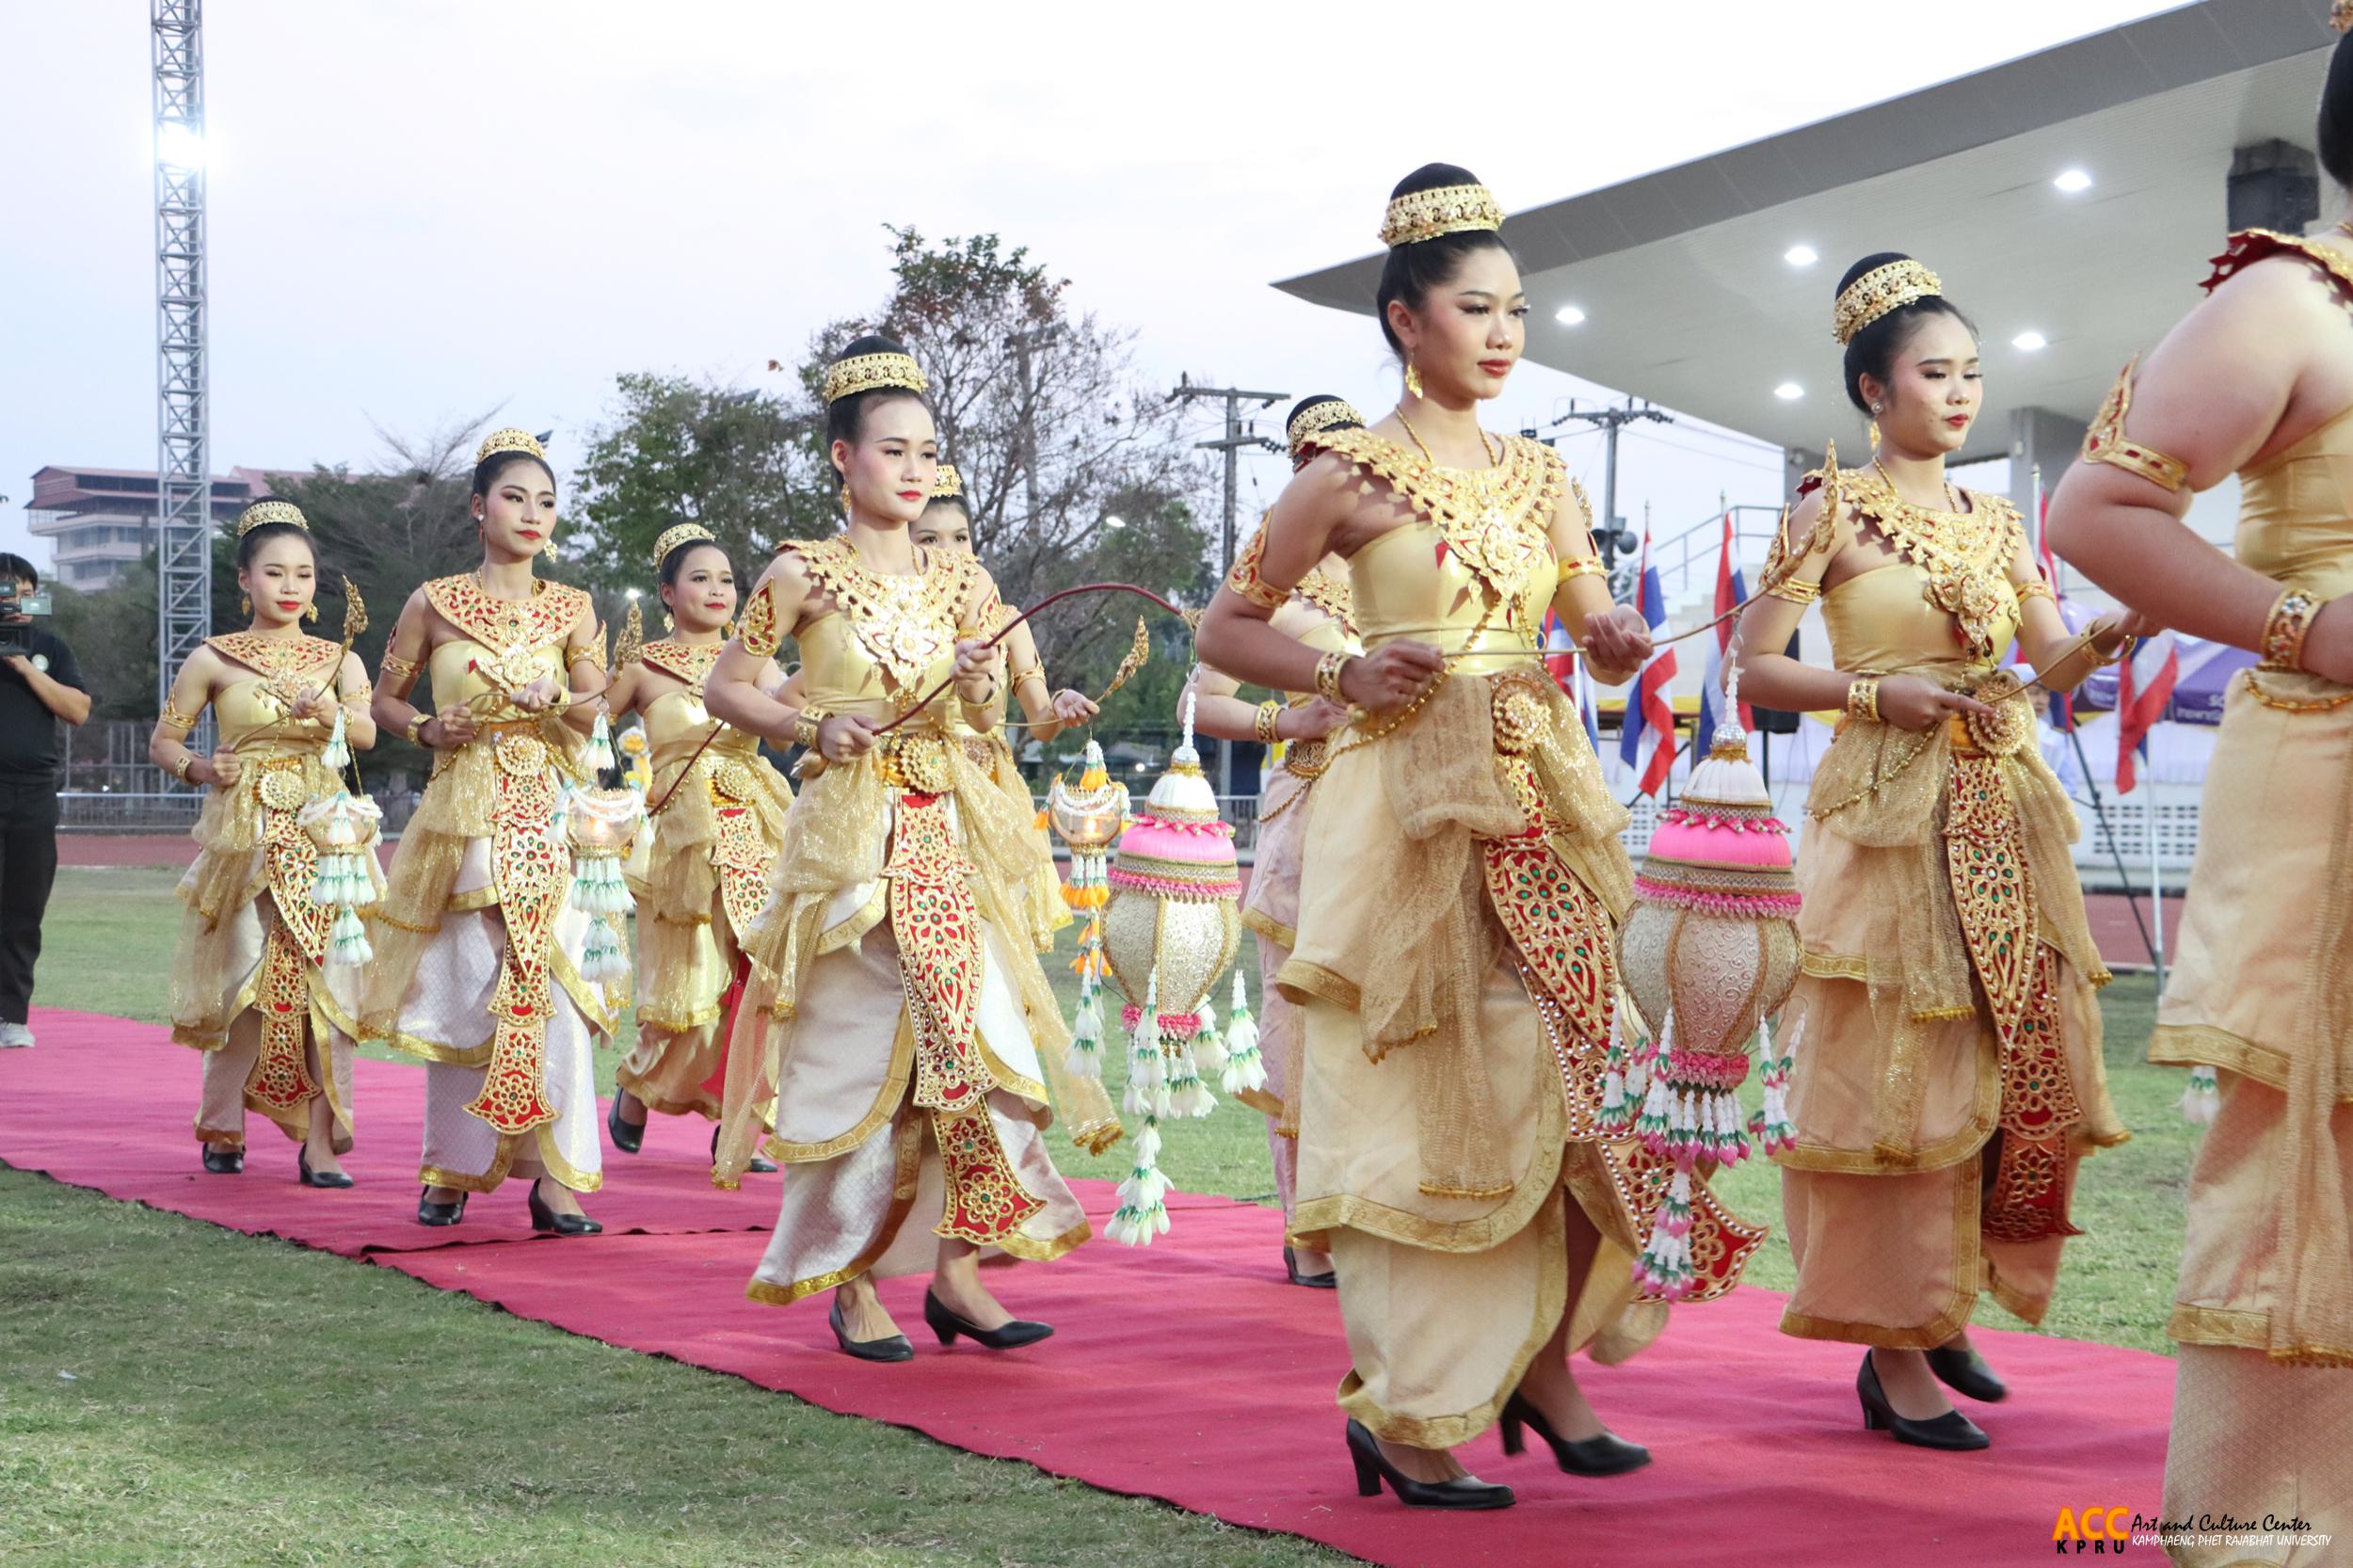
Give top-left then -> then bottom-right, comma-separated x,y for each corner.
2115,629 -> 2179,793
1619,554 -> 1678,797
1541,608 -> 1603,754
1694,514 -> 1751,742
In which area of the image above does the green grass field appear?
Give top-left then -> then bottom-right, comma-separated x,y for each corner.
0,865 -> 2196,1565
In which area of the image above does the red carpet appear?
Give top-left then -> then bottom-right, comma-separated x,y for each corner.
2,1008 -> 2172,1566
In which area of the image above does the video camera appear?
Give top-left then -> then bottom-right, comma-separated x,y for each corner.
0,585 -> 52,663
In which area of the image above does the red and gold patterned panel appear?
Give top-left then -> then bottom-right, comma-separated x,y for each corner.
930,1103 -> 1046,1246
462,731 -> 568,1137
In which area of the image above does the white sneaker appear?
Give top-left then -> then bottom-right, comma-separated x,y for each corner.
0,1022 -> 32,1048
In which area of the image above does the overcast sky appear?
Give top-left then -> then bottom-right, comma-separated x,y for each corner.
0,0 -> 2170,582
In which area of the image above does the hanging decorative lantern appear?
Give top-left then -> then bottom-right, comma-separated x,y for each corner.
564,783 -> 645,986
1046,739 -> 1129,1080
299,790 -> 383,968
1606,687 -> 1801,1301
1099,694 -> 1242,1244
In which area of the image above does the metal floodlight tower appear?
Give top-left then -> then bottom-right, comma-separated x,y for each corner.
152,0 -> 212,744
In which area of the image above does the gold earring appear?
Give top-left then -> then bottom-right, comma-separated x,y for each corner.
303,602 -> 319,624
1404,360 -> 1424,400
1867,420 -> 1881,449
839,483 -> 852,516
240,593 -> 251,616
722,618 -> 736,641
662,613 -> 675,633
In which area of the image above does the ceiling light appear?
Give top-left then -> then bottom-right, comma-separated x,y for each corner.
2013,330 -> 2048,352
1554,305 -> 1586,327
2053,168 -> 2092,194
1773,382 -> 1803,401
1784,245 -> 1818,267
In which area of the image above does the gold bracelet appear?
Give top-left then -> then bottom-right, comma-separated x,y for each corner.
1254,700 -> 1282,745
1845,677 -> 1881,723
1314,651 -> 1353,706
172,752 -> 196,782
2260,589 -> 2320,672
404,712 -> 429,745
792,706 -> 827,749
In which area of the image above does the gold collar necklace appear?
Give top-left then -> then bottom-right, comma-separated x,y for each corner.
1396,407 -> 1500,471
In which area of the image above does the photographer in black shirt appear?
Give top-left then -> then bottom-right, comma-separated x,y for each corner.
0,552 -> 90,1048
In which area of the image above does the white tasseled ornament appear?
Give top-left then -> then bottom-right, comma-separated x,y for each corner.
2181,1064 -> 2221,1126
320,705 -> 350,771
587,711 -> 616,773
1217,968 -> 1266,1096
1191,1014 -> 1229,1075
1065,988 -> 1106,1079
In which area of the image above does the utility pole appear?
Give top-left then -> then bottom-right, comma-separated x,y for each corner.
1546,399 -> 1674,583
1169,375 -> 1286,799
1007,327 -> 1058,531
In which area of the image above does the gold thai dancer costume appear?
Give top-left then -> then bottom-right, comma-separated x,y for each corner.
716,537 -> 1118,1305
1273,425 -> 1760,1447
1765,458 -> 2125,1348
169,633 -> 381,1153
362,577 -> 621,1194
1223,525 -> 1360,1225
618,637 -> 792,1119
2139,230 -> 2353,1562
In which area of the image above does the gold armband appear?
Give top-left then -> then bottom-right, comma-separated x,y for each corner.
1314,651 -> 1353,706
2260,589 -> 2321,672
1845,677 -> 1881,723
2015,575 -> 2056,604
1009,655 -> 1046,690
1223,528 -> 1289,612
1556,555 -> 1606,586
739,583 -> 783,659
1765,576 -> 1821,606
2080,358 -> 2189,493
573,636 -> 609,673
158,696 -> 198,733
378,651 -> 420,685
1254,700 -> 1282,745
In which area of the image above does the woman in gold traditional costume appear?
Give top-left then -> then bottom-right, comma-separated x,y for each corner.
601,526 -> 792,1162
704,336 -> 1119,1363
2044,18 -> 2353,1555
365,429 -> 621,1236
1735,254 -> 2136,1452
1182,394 -> 1363,1288
1198,165 -> 1758,1510
154,500 -> 379,1185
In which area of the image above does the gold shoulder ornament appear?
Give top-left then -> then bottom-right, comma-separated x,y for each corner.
2079,357 -> 2187,494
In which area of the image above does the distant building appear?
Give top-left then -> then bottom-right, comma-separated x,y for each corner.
24,464 -> 280,590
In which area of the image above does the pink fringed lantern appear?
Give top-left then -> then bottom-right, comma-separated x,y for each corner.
1607,695 -> 1801,1300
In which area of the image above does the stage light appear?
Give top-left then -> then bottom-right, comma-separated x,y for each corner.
1554,305 -> 1587,327
2054,168 -> 2092,193
1784,245 -> 1818,267
1773,382 -> 1803,401
157,122 -> 206,170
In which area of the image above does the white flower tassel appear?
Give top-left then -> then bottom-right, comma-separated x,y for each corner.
568,852 -> 633,918
1166,1035 -> 1216,1119
320,705 -> 350,771
578,913 -> 629,984
1065,983 -> 1106,1080
1191,1012 -> 1228,1076
1122,973 -> 1170,1121
1633,1166 -> 1697,1301
1217,968 -> 1266,1096
1630,1006 -> 1675,1145
301,792 -> 377,968
328,904 -> 374,967
2181,1064 -> 2221,1126
1749,1012 -> 1799,1157
1107,1121 -> 1172,1246
587,710 -> 616,773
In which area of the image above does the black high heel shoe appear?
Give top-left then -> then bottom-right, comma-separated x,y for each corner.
1497,1392 -> 1651,1476
1345,1419 -> 1513,1510
829,1296 -> 914,1363
527,1180 -> 602,1236
1926,1343 -> 2009,1403
1858,1351 -> 1990,1450
296,1148 -> 355,1189
922,1291 -> 1053,1350
416,1186 -> 466,1226
712,1124 -> 776,1175
607,1093 -> 644,1155
1284,1246 -> 1337,1289
201,1146 -> 243,1176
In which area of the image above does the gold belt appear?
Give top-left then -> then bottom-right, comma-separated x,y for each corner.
876,730 -> 956,795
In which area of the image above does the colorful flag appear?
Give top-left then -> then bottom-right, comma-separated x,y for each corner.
1619,553 -> 1678,797
1695,513 -> 1751,741
2115,629 -> 2179,793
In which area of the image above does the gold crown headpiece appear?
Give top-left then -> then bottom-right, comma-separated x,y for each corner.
2334,0 -> 2352,32
234,499 -> 308,537
651,522 -> 716,569
1833,260 -> 1944,345
931,463 -> 964,500
823,351 -> 929,405
1379,182 -> 1505,248
1287,397 -> 1365,457
476,427 -> 547,464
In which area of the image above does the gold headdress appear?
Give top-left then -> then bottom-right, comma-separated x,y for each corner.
234,499 -> 308,537
931,463 -> 964,500
2334,0 -> 2353,33
651,521 -> 716,569
1380,183 -> 1505,248
1833,259 -> 1943,345
1286,396 -> 1365,458
476,427 -> 547,464
823,351 -> 928,404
